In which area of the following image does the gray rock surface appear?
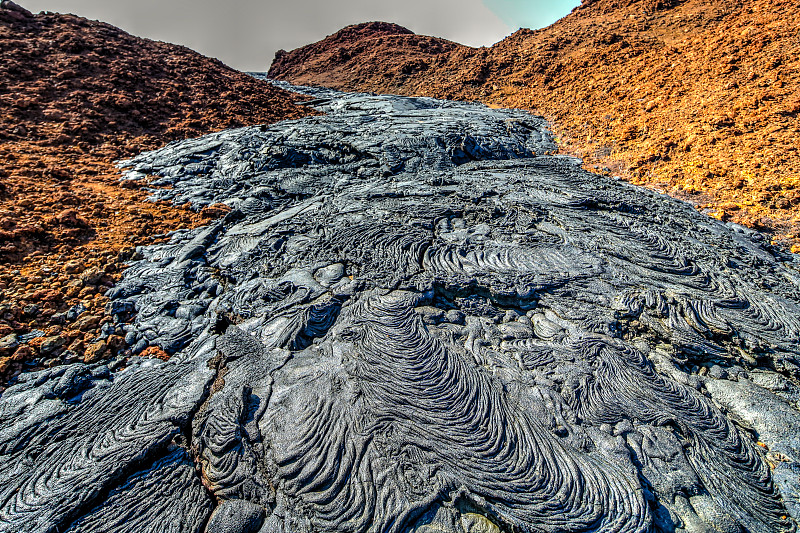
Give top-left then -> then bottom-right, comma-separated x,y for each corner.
2,82 -> 800,533
206,500 -> 265,533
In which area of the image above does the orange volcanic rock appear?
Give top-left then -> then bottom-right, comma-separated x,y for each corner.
269,0 -> 800,253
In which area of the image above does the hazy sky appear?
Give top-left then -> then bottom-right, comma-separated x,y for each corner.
23,0 -> 580,72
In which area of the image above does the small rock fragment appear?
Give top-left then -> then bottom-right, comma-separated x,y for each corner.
205,500 -> 265,533
140,346 -> 169,360
0,333 -> 18,354
40,335 -> 68,356
54,209 -> 89,228
83,340 -> 107,363
200,203 -> 232,219
80,267 -> 103,286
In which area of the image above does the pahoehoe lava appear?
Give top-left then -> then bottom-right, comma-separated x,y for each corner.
2,82 -> 800,533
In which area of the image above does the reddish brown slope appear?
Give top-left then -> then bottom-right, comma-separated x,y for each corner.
0,1 -> 313,385
270,21 -> 470,91
269,0 -> 800,253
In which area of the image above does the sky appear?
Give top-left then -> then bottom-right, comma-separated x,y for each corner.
22,0 -> 581,72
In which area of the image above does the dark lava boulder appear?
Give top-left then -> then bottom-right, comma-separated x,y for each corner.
1,84 -> 799,533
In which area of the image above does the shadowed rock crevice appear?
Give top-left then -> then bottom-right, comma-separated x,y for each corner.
1,84 -> 799,533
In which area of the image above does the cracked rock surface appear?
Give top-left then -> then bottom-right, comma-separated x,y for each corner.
2,85 -> 800,533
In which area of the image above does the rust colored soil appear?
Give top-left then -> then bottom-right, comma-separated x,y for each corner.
270,0 -> 800,252
0,2 -> 313,386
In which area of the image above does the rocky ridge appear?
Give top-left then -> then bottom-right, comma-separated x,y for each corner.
269,0 -> 800,252
0,1 -> 312,387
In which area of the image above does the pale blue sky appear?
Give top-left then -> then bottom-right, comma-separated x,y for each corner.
22,0 -> 578,72
484,0 -> 581,31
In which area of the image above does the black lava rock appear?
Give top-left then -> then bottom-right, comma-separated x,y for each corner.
1,83 -> 799,533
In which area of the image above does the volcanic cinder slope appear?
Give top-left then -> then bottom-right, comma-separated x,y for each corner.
0,1 -> 312,385
2,82 -> 799,533
269,0 -> 800,252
